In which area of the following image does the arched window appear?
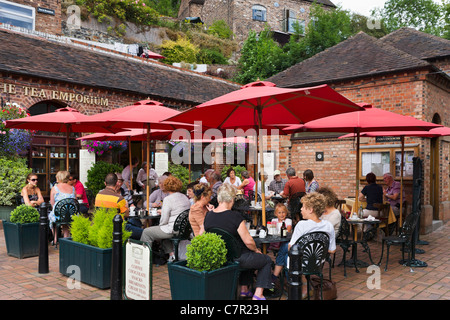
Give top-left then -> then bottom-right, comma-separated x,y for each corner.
252,5 -> 266,22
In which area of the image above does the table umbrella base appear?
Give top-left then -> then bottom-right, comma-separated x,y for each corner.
399,259 -> 428,268
417,240 -> 429,245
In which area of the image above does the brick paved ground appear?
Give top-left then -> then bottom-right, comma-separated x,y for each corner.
0,222 -> 448,301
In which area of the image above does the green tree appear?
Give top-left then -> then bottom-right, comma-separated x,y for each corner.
233,26 -> 287,84
373,0 -> 447,38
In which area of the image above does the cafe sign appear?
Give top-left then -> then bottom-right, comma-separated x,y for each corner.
1,82 -> 109,107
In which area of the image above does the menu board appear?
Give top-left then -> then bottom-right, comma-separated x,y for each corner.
361,151 -> 390,177
155,152 -> 168,176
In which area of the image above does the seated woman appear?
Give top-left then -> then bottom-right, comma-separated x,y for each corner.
223,167 -> 242,187
140,176 -> 191,262
272,192 -> 336,298
143,175 -> 169,209
303,169 -> 319,193
359,172 -> 383,217
317,186 -> 341,234
21,173 -> 44,208
200,184 -> 273,301
189,183 -> 213,237
237,170 -> 255,199
48,171 -> 76,243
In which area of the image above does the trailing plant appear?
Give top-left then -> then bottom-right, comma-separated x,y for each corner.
84,140 -> 127,156
85,161 -> 123,196
0,156 -> 31,206
70,207 -> 131,248
0,102 -> 34,156
186,232 -> 227,272
9,205 -> 40,224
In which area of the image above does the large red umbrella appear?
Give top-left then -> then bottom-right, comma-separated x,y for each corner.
5,107 -> 120,170
81,100 -> 195,212
338,126 -> 450,225
166,81 -> 364,226
284,104 -> 442,210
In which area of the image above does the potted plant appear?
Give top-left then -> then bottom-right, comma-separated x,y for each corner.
167,232 -> 240,300
3,204 -> 40,258
0,156 -> 31,221
59,207 -> 131,289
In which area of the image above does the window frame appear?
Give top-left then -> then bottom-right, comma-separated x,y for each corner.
252,5 -> 267,22
0,0 -> 35,30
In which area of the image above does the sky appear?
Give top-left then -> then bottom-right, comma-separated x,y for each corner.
334,0 -> 387,17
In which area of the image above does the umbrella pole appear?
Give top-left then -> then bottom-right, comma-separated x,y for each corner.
128,137 -> 133,191
66,125 -> 70,172
146,124 -> 150,214
257,108 -> 266,227
400,136 -> 404,227
355,128 -> 360,209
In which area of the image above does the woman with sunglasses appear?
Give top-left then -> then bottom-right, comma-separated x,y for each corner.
21,173 -> 44,207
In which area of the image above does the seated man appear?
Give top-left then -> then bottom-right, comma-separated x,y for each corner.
116,173 -> 143,240
68,173 -> 89,214
95,173 -> 129,216
383,173 -> 403,216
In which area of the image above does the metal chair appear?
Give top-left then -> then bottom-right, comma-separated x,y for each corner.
335,199 -> 347,214
288,192 -> 305,222
293,231 -> 330,300
170,209 -> 192,261
333,215 -> 352,277
378,211 -> 419,271
53,198 -> 80,248
374,203 -> 392,236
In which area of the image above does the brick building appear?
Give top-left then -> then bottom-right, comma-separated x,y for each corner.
178,0 -> 336,43
268,28 -> 450,233
0,22 -> 239,196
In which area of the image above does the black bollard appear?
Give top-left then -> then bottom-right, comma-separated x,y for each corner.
288,244 -> 302,300
110,214 -> 123,300
38,202 -> 49,274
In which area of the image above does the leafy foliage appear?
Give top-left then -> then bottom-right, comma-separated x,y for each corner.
70,207 -> 131,248
168,162 -> 191,193
207,20 -> 233,39
186,232 -> 227,272
160,37 -> 200,64
10,204 -> 40,224
0,156 -> 31,206
85,161 -> 123,197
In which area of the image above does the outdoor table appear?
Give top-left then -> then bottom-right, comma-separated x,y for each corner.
254,233 -> 292,254
344,198 -> 397,225
345,218 -> 380,273
271,195 -> 286,204
134,209 -> 161,228
131,191 -> 146,208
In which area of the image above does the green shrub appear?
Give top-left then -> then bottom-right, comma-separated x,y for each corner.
168,162 -> 191,192
85,161 -> 123,197
9,204 -> 40,224
0,156 -> 31,206
207,20 -> 233,39
186,232 -> 227,272
159,37 -> 200,64
197,48 -> 228,65
70,207 -> 131,248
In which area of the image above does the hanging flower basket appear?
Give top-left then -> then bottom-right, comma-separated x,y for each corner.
84,140 -> 127,156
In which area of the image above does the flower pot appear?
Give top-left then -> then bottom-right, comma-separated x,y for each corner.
0,206 -> 15,222
2,221 -> 39,259
168,260 -> 240,300
59,237 -> 112,289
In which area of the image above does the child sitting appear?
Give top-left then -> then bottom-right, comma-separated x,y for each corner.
268,203 -> 292,250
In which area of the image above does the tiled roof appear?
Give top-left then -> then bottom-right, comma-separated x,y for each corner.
304,0 -> 336,7
0,29 -> 240,105
380,27 -> 450,60
267,31 -> 432,88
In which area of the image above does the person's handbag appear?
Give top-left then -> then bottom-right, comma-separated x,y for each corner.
310,276 -> 337,300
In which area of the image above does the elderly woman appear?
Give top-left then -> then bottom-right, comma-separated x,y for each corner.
143,175 -> 169,209
21,173 -> 44,208
189,183 -> 214,236
48,171 -> 76,243
200,184 -> 273,300
140,176 -> 191,262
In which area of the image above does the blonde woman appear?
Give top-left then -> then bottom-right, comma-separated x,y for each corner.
21,173 -> 44,207
48,171 -> 76,242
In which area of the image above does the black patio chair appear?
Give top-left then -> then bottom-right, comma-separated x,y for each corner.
377,211 -> 419,271
333,214 -> 352,277
52,198 -> 80,248
170,209 -> 192,261
288,192 -> 305,222
292,231 -> 330,300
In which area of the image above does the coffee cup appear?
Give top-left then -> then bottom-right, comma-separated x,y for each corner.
129,207 -> 135,216
249,229 -> 257,237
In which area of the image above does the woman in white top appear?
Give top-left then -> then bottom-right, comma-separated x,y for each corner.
140,176 -> 191,261
317,187 -> 342,235
223,167 -> 242,187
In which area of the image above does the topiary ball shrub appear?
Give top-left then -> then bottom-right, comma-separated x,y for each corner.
186,232 -> 227,272
10,204 -> 40,224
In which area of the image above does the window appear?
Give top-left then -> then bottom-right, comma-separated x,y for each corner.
284,9 -> 305,34
252,5 -> 266,22
0,0 -> 35,30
